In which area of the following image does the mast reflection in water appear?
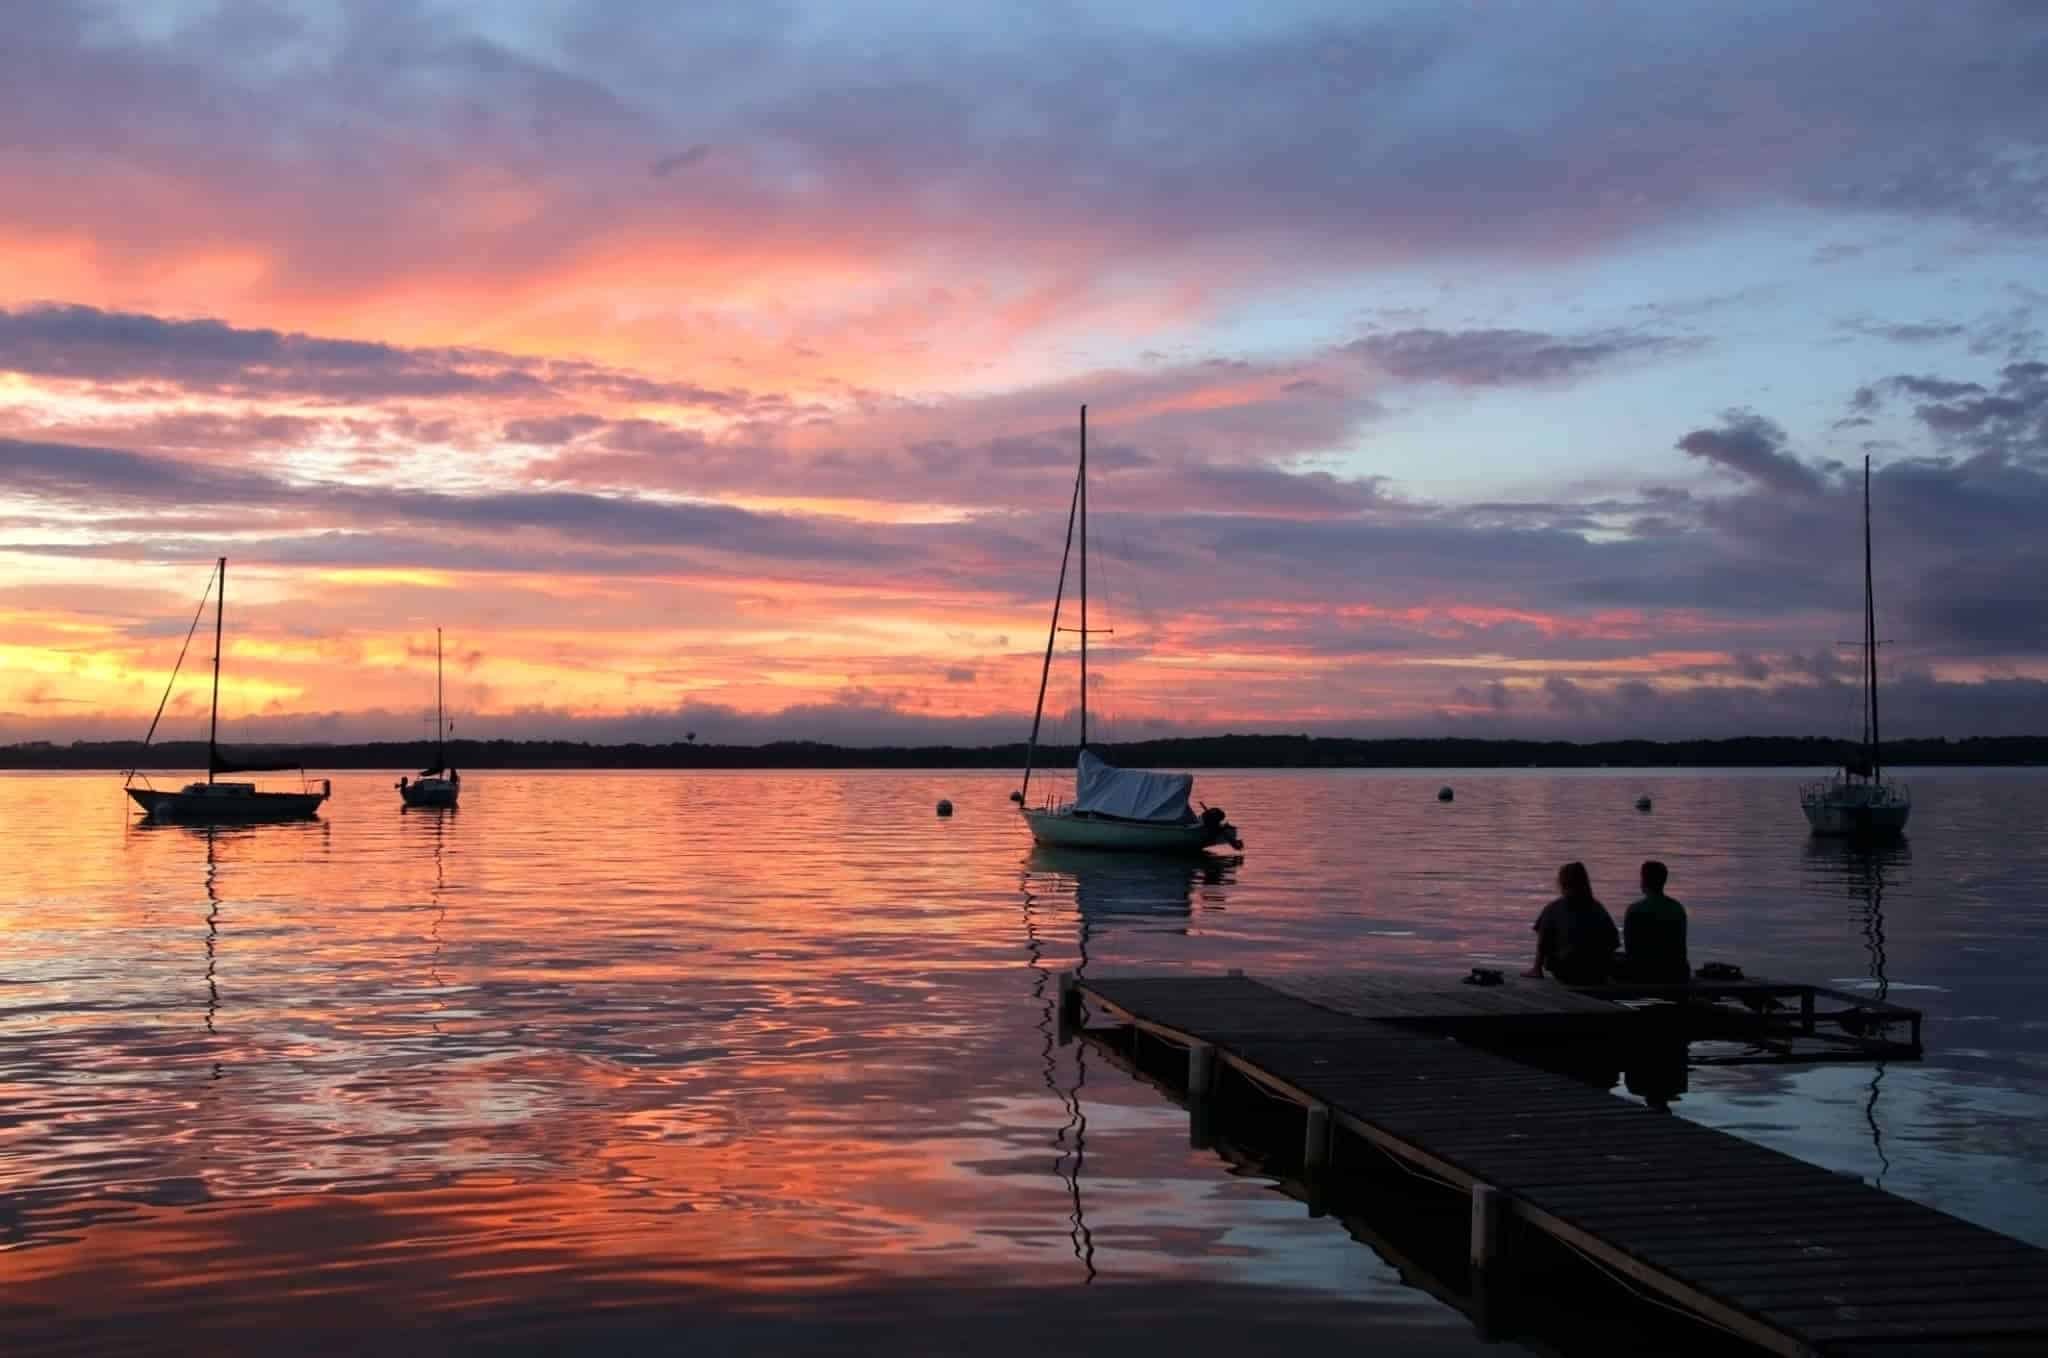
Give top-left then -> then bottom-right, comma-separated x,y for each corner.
1803,838 -> 1911,1186
1019,846 -> 1243,1283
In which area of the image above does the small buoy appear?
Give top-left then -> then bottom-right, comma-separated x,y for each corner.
1635,795 -> 1653,812
936,799 -> 953,817
1437,786 -> 1454,802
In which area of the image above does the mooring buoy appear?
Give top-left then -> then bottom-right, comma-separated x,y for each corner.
936,799 -> 954,817
1437,786 -> 1454,802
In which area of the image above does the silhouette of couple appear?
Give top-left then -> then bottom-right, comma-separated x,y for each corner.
1526,860 -> 1689,986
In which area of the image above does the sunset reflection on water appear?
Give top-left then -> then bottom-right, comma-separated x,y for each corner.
2,769 -> 2045,1352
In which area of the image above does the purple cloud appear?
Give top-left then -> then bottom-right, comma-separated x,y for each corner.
1676,411 -> 1826,495
1346,328 -> 1688,386
0,304 -> 754,409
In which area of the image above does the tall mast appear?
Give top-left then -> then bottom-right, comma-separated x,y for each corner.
1864,456 -> 1881,783
1020,455 -> 1083,805
1079,405 -> 1088,751
208,556 -> 225,784
435,626 -> 445,771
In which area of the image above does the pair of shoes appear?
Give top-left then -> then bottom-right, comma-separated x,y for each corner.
1463,967 -> 1504,987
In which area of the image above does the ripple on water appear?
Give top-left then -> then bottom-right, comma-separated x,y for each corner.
1,767 -> 2046,1350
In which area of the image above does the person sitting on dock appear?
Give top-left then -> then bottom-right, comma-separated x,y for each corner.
1620,860 -> 1689,984
1525,861 -> 1619,985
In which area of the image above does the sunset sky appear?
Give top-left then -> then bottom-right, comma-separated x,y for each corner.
2,0 -> 2044,746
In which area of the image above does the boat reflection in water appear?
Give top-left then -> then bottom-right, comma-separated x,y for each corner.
401,795 -> 455,1026
1803,837 -> 1910,1185
1016,844 -> 1242,1283
1021,844 -> 1239,932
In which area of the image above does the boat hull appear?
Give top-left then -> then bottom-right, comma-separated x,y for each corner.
1802,799 -> 1911,838
1021,806 -> 1231,854
127,784 -> 327,823
399,777 -> 459,808
1800,779 -> 1911,838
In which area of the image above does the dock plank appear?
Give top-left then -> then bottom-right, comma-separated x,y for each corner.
1074,971 -> 2044,1357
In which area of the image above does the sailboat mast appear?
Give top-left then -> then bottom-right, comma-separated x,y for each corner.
208,556 -> 225,785
1864,456 -> 1881,783
435,626 -> 445,770
1019,436 -> 1084,805
1079,405 -> 1088,751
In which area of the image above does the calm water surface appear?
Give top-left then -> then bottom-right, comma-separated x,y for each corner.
3,768 -> 2046,1353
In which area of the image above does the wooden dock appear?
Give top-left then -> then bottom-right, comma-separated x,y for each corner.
1069,972 -> 2047,1356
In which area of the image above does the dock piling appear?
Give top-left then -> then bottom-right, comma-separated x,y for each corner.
1304,1103 -> 1331,1172
1469,1182 -> 1510,1336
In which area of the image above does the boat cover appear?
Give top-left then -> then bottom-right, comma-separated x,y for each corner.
1073,749 -> 1194,823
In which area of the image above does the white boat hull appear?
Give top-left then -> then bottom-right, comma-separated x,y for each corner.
128,782 -> 328,823
400,776 -> 459,808
1800,780 -> 1910,837
1020,806 -> 1233,854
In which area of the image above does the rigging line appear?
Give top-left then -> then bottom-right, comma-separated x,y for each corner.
1021,446 -> 1086,806
127,561 -> 219,786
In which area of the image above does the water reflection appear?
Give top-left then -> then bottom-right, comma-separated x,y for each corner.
1018,854 -> 1095,1283
1803,838 -> 1908,1186
0,769 -> 2041,1351
406,805 -> 452,1025
203,831 -> 222,1070
1013,848 -> 1237,1283
1022,845 -> 1238,929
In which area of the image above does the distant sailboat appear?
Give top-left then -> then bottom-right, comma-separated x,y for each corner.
125,558 -> 331,823
1801,457 -> 1910,838
1010,406 -> 1242,854
398,627 -> 460,809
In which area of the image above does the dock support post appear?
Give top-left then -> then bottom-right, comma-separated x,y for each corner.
1187,1041 -> 1216,1099
1303,1103 -> 1332,1217
1304,1103 -> 1330,1171
1470,1182 -> 1510,1338
1057,972 -> 1078,1046
1800,988 -> 1816,1035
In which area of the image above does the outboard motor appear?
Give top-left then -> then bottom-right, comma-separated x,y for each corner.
1201,805 -> 1241,848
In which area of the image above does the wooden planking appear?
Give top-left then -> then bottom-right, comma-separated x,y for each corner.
1075,972 -> 2048,1357
1271,969 -> 1631,1024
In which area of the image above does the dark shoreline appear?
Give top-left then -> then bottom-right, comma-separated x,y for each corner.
5,733 -> 2044,771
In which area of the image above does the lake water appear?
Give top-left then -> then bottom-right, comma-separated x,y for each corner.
2,768 -> 2045,1354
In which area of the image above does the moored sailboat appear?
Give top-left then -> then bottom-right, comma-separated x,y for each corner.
125,558 -> 331,823
1801,457 -> 1910,838
398,627 -> 460,808
1010,406 -> 1242,855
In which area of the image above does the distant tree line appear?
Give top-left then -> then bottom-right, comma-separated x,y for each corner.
5,733 -> 2044,770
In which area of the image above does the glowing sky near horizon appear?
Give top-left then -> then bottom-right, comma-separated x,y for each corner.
2,0 -> 2044,747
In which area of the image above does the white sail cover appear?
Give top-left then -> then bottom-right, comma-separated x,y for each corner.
1073,749 -> 1194,823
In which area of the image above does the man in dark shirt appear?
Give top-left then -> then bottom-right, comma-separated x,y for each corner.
1622,860 -> 1689,983
1525,861 -> 1619,985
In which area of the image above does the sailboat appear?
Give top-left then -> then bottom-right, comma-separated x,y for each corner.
1800,457 -> 1910,838
125,558 -> 331,823
397,627 -> 459,808
1010,406 -> 1242,854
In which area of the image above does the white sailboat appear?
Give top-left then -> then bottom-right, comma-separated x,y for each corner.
125,557 -> 331,823
398,627 -> 460,808
1801,457 -> 1910,838
1010,406 -> 1242,855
